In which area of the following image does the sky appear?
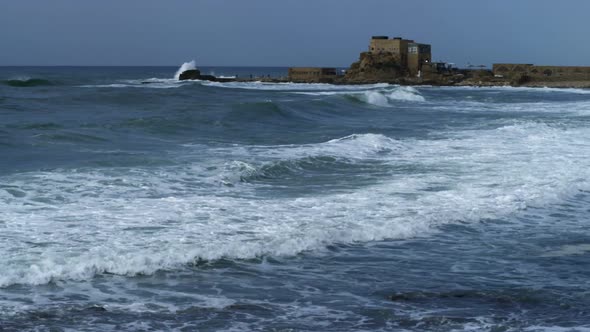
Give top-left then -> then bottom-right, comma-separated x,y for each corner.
1,0 -> 589,67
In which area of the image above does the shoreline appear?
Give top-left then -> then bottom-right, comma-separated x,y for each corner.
233,77 -> 590,89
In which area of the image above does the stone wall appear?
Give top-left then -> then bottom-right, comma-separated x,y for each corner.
493,64 -> 590,81
288,67 -> 337,83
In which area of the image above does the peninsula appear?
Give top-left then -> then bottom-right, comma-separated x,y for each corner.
179,36 -> 590,88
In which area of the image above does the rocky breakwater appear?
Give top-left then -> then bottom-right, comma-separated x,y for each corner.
178,69 -> 237,82
179,69 -> 288,83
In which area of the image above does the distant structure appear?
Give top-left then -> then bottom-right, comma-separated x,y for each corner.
369,36 -> 432,76
288,67 -> 338,83
287,36 -> 436,83
493,64 -> 590,81
408,43 -> 433,76
369,36 -> 409,66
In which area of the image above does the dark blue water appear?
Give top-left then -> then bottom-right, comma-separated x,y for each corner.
1,66 -> 590,331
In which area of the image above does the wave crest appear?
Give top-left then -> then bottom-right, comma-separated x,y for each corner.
297,85 -> 425,106
357,86 -> 425,105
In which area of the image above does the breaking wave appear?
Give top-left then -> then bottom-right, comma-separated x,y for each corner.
217,134 -> 405,184
360,86 -> 425,105
3,78 -> 54,87
297,85 -> 426,105
2,117 -> 590,286
80,78 -> 188,89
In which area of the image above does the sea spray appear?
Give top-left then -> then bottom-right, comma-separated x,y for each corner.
174,60 -> 197,80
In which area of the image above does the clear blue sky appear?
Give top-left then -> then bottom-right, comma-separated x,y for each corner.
1,0 -> 589,67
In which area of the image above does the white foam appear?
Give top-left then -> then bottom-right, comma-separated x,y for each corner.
209,133 -> 406,162
174,60 -> 197,80
1,116 -> 590,286
80,78 -> 188,89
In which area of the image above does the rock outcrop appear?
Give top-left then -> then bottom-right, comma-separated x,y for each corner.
340,52 -> 470,86
179,69 -> 201,80
343,52 -> 405,84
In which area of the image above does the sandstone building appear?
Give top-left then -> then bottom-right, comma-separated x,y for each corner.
342,36 -> 438,83
369,36 -> 409,68
369,36 -> 432,76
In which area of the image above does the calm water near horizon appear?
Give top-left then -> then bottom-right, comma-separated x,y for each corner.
1,66 -> 590,331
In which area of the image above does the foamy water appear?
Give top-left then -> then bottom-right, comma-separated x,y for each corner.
1,65 -> 590,331
2,121 -> 588,286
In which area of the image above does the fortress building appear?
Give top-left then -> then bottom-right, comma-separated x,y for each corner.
369,36 -> 432,76
369,36 -> 409,67
288,36 -> 433,84
407,42 -> 432,76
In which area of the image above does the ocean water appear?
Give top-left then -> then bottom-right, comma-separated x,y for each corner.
1,66 -> 590,332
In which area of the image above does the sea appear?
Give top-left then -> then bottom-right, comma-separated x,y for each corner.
1,65 -> 590,332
